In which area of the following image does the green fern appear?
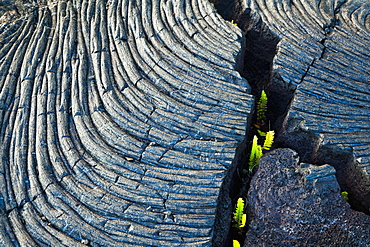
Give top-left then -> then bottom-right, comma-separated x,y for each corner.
254,90 -> 268,129
257,129 -> 266,137
262,131 -> 275,150
233,198 -> 247,230
233,240 -> 241,247
248,131 -> 275,171
248,135 -> 262,171
341,191 -> 349,202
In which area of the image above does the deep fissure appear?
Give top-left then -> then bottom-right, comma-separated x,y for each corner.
212,1 -> 370,247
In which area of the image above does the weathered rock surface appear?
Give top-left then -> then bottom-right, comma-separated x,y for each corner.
0,0 -> 253,246
234,2 -> 370,243
2,0 -> 370,246
244,148 -> 370,246
241,0 -> 370,176
277,117 -> 370,215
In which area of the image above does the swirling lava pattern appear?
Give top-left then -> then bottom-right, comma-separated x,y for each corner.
0,0 -> 252,246
244,0 -> 370,175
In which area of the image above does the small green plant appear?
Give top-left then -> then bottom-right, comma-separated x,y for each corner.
257,129 -> 266,136
231,20 -> 238,26
233,198 -> 246,230
262,130 -> 275,150
341,191 -> 349,202
254,90 -> 268,129
248,135 -> 263,171
248,131 -> 275,171
233,240 -> 241,247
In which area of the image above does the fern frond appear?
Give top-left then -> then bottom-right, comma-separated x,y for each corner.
341,191 -> 349,202
233,240 -> 241,247
255,145 -> 263,161
248,135 -> 264,171
248,136 -> 259,171
240,213 -> 246,228
255,90 -> 268,129
257,129 -> 266,137
248,136 -> 257,167
231,20 -> 238,26
262,130 -> 275,150
233,198 -> 246,230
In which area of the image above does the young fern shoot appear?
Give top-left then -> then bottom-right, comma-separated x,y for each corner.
255,90 -> 268,129
257,129 -> 266,137
233,240 -> 241,247
262,131 -> 275,150
248,131 -> 275,171
248,136 -> 263,171
233,198 -> 247,230
341,191 -> 349,202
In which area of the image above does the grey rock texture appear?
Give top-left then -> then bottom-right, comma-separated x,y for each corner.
2,0 -> 370,246
241,0 -> 370,176
277,117 -> 370,215
0,0 -> 252,246
244,148 -> 370,246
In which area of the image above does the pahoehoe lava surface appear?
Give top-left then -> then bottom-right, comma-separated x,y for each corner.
0,0 -> 253,246
232,0 -> 370,246
242,0 -> 370,175
2,0 -> 370,246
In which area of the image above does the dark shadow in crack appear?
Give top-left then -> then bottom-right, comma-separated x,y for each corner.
211,2 -> 370,247
211,6 -> 283,247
